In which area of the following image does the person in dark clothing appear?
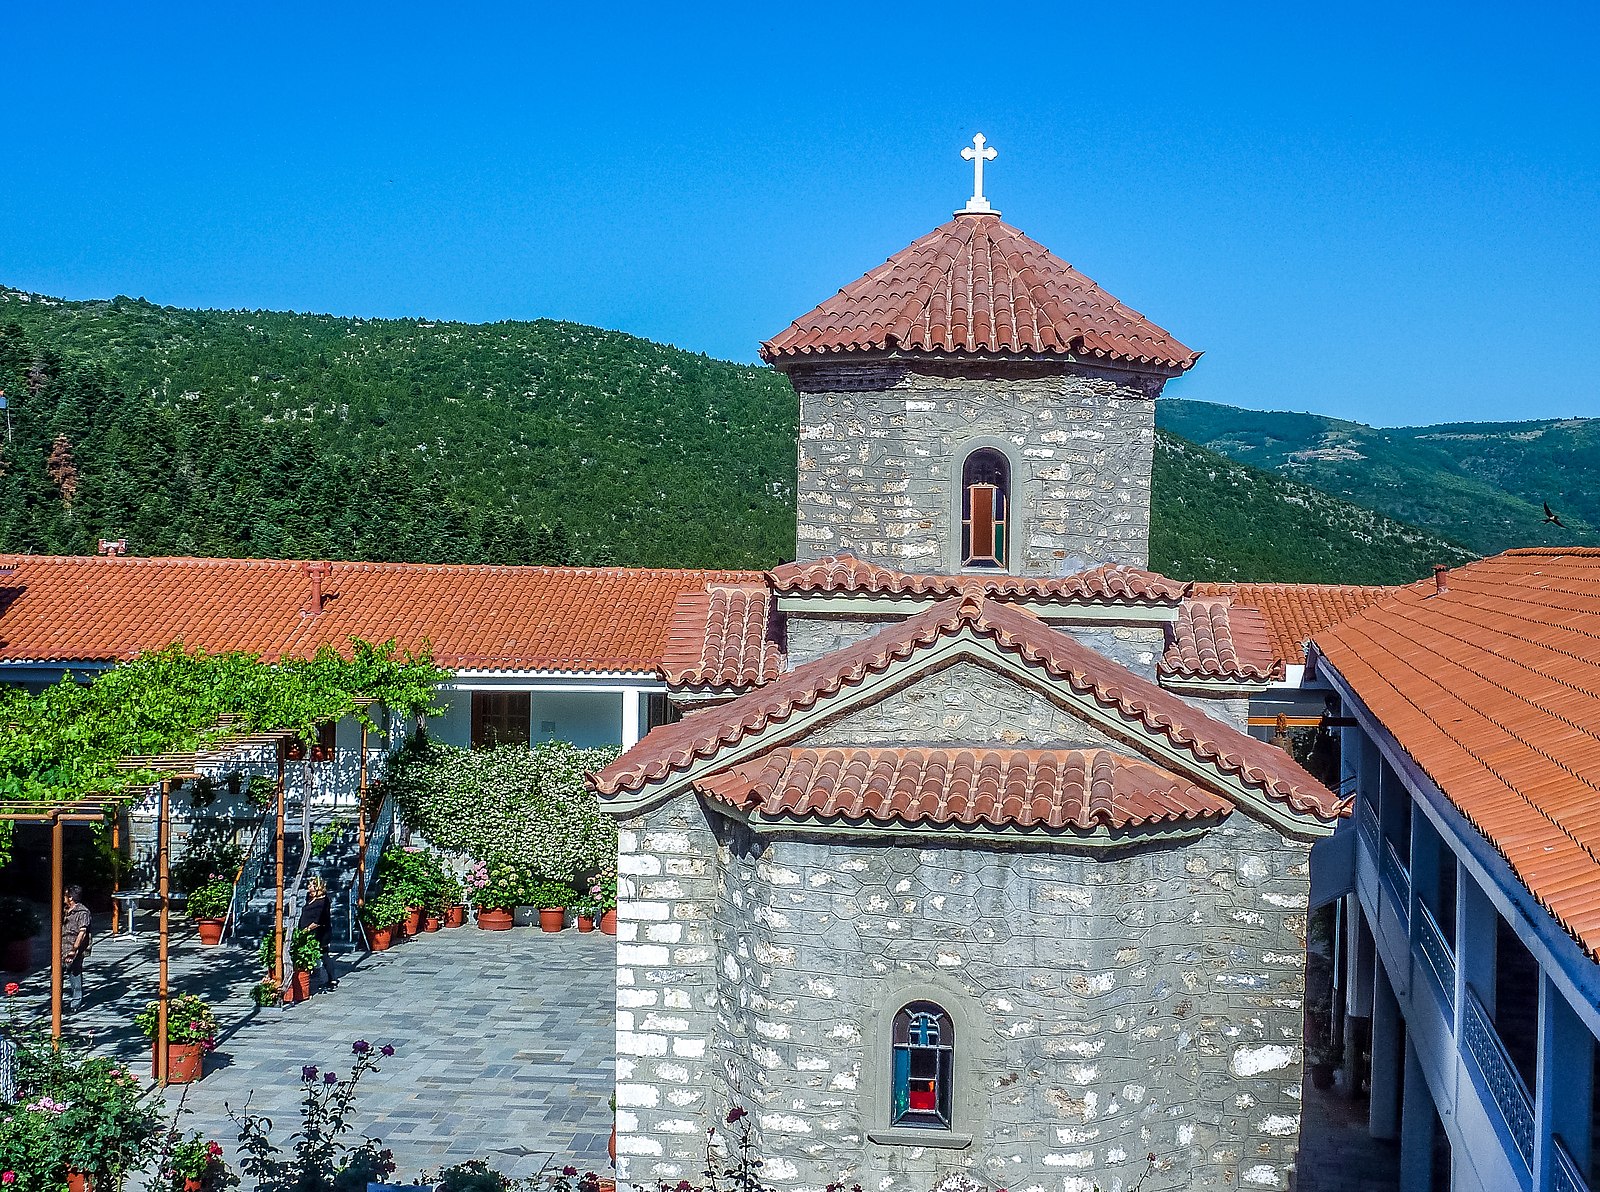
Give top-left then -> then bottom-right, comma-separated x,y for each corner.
296,878 -> 338,991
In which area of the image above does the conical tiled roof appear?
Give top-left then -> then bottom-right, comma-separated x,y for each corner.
761,213 -> 1198,371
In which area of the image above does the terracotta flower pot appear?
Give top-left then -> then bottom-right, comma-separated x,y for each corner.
3,937 -> 31,973
477,908 -> 513,931
195,918 -> 225,946
600,909 -> 617,936
424,915 -> 442,932
405,907 -> 422,936
577,913 -> 596,933
608,1125 -> 617,1165
289,970 -> 312,1002
184,1178 -> 203,1192
539,907 -> 566,933
67,1171 -> 95,1192
154,1041 -> 206,1083
368,926 -> 394,952
445,905 -> 466,928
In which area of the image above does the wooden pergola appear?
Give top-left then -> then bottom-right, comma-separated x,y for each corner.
0,800 -> 114,1041
115,722 -> 301,1084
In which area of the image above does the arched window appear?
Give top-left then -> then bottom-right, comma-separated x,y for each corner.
960,449 -> 1009,569
891,1001 -> 954,1128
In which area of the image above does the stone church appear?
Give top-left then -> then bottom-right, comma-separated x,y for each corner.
592,143 -> 1340,1192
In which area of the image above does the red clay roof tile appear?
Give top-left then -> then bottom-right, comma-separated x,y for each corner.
695,747 -> 1233,832
770,554 -> 1189,605
1192,582 -> 1394,667
1161,597 -> 1283,683
592,593 -> 1338,822
0,554 -> 761,674
660,583 -> 784,689
760,215 -> 1198,371
1315,548 -> 1600,959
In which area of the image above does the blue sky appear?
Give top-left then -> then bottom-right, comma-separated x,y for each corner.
1,2 -> 1596,427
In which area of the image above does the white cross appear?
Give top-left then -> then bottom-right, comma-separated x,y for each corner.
960,133 -> 998,215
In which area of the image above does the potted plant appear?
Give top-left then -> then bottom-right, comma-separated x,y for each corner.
250,978 -> 281,1008
245,774 -> 276,811
594,863 -> 618,936
576,904 -> 597,933
0,894 -> 42,973
135,992 -> 218,1083
466,861 -> 519,931
441,873 -> 466,928
434,1160 -> 512,1191
166,1132 -> 235,1192
527,879 -> 574,933
187,879 -> 232,946
288,927 -> 323,1003
360,890 -> 406,951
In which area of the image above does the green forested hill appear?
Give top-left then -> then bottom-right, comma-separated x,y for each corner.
1158,398 -> 1599,556
0,287 -> 1465,583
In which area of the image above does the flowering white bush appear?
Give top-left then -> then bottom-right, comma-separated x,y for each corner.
388,740 -> 618,882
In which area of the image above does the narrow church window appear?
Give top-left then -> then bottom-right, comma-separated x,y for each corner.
960,449 -> 1009,568
891,1002 -> 954,1128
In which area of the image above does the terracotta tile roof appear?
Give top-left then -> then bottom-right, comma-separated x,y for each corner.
0,554 -> 761,674
1160,597 -> 1283,683
695,747 -> 1232,832
660,582 -> 783,689
1315,548 -> 1600,959
761,215 -> 1198,371
770,554 -> 1190,605
1192,582 -> 1394,667
592,594 -> 1338,822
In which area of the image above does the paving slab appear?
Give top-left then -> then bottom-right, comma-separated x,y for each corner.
7,914 -> 616,1181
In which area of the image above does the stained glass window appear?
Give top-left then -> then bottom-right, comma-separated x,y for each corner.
961,449 -> 1009,569
891,1001 -> 954,1128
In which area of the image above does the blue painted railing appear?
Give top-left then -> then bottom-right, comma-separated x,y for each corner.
1415,900 -> 1455,1002
1463,988 -> 1535,1166
1357,798 -> 1381,853
1382,841 -> 1411,926
1552,1136 -> 1591,1192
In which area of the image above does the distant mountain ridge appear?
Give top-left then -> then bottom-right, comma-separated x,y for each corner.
1157,398 -> 1599,556
0,286 -> 1469,584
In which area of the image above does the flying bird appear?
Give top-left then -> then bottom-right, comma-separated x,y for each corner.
1544,502 -> 1565,528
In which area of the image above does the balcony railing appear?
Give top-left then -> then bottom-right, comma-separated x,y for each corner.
1415,899 -> 1455,1002
1382,841 -> 1411,925
1358,798 -> 1381,853
1463,988 -> 1535,1166
1552,1136 -> 1592,1192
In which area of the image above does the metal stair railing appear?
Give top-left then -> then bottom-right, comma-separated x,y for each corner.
224,809 -> 274,941
351,788 -> 399,946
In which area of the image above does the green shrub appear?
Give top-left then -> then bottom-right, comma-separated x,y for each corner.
525,879 -> 576,911
388,740 -> 618,882
133,992 -> 217,1046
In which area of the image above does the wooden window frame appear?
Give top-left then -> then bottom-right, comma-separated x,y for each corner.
471,691 -> 532,749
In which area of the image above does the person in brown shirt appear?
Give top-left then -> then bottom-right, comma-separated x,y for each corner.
61,884 -> 91,1012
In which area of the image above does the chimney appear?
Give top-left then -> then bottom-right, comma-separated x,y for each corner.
97,538 -> 127,556
304,561 -> 330,615
1433,564 -> 1449,595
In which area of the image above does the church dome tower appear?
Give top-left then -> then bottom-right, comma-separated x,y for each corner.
762,136 -> 1198,574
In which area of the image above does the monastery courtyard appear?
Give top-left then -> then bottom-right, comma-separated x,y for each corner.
8,912 -> 1399,1191
10,916 -> 615,1180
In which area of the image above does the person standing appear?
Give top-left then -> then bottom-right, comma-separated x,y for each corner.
296,878 -> 337,991
61,885 -> 91,1013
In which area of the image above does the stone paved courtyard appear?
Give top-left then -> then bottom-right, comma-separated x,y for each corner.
8,913 -> 616,1180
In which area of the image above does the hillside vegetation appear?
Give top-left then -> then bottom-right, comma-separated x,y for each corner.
1158,398 -> 1599,556
0,287 -> 1466,583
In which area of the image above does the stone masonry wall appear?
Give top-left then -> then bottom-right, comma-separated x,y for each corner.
617,803 -> 1313,1192
792,363 -> 1161,573
784,615 -> 1164,676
